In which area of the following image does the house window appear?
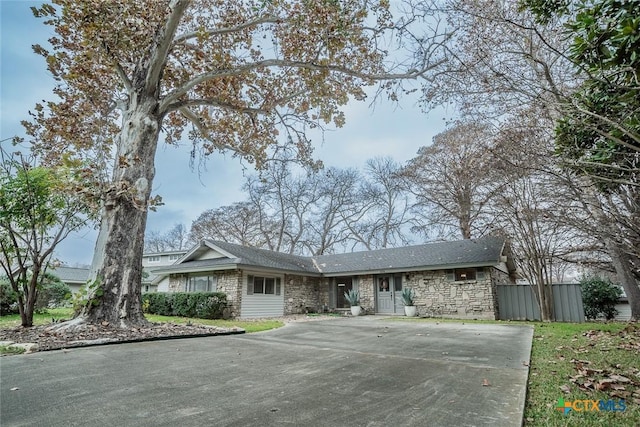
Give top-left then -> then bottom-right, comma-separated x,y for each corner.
446,268 -> 485,282
247,275 -> 281,295
186,275 -> 216,292
168,254 -> 180,261
147,256 -> 160,263
455,268 -> 476,281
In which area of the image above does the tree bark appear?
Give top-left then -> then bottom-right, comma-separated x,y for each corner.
80,98 -> 161,328
605,238 -> 640,321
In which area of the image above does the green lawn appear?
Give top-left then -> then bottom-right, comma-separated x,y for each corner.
0,308 -> 283,333
2,311 -> 638,426
524,321 -> 638,426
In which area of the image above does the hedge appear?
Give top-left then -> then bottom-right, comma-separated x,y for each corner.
142,292 -> 227,319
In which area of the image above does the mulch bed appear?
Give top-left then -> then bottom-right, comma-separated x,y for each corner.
0,322 -> 243,352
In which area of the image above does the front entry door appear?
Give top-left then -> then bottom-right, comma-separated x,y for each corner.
376,275 -> 394,313
376,275 -> 404,314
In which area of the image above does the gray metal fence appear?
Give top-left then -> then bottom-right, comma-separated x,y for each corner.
496,283 -> 585,322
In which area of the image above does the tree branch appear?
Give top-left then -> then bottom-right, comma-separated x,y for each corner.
145,0 -> 191,94
173,15 -> 280,43
160,58 -> 445,113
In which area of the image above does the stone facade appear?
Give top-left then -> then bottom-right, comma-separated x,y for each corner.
357,275 -> 375,314
488,267 -> 513,319
283,274 -> 325,314
167,266 -> 512,319
404,269 -> 498,320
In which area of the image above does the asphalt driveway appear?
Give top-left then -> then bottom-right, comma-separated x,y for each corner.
1,317 -> 533,427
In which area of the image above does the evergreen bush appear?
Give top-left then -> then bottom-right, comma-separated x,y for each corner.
142,292 -> 227,319
581,277 -> 622,320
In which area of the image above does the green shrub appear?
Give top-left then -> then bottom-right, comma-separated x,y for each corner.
580,276 -> 623,320
142,293 -> 170,315
35,274 -> 71,312
195,294 -> 227,319
0,279 -> 19,315
142,292 -> 227,319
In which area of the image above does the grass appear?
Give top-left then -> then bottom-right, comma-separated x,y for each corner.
0,344 -> 25,355
524,321 -> 638,426
143,314 -> 284,333
0,308 -> 284,334
0,308 -> 73,328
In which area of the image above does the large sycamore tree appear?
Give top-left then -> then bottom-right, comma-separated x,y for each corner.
24,0 -> 443,328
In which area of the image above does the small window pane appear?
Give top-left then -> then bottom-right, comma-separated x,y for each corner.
253,277 -> 264,294
394,275 -> 402,292
455,269 -> 476,281
265,278 -> 275,294
247,275 -> 254,295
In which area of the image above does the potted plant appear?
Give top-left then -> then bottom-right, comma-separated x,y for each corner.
344,289 -> 361,316
401,288 -> 417,317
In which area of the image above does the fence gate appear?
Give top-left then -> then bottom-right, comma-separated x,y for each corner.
496,284 -> 585,322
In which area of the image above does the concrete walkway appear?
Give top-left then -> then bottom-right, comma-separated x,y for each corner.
1,317 -> 533,427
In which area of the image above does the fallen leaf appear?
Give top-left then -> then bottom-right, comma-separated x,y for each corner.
609,374 -> 631,383
560,385 -> 571,394
522,361 -> 529,367
482,378 -> 490,387
10,387 -> 19,391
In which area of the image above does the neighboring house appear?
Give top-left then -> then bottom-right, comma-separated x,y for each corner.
142,250 -> 187,292
151,236 -> 517,319
49,266 -> 91,295
51,262 -> 162,295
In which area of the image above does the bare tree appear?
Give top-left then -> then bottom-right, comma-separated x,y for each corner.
352,157 -> 412,249
144,223 -> 188,252
188,202 -> 277,248
403,122 -> 497,240
305,167 -> 364,255
414,0 -> 640,319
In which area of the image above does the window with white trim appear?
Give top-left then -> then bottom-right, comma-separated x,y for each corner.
147,256 -> 161,263
186,275 -> 217,292
247,275 -> 281,295
168,254 -> 181,261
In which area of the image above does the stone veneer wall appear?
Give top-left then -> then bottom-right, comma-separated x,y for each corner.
405,270 -> 497,320
168,270 -> 243,318
488,267 -> 514,319
283,275 -> 325,314
357,275 -> 375,314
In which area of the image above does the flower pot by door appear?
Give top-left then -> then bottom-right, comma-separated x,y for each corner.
404,306 -> 417,317
351,306 -> 362,316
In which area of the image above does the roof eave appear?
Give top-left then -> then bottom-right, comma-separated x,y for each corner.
321,261 -> 501,277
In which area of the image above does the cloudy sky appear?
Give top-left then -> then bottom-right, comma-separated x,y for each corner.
1,1 -> 451,266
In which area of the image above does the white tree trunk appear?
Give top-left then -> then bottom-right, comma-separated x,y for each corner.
81,98 -> 161,328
